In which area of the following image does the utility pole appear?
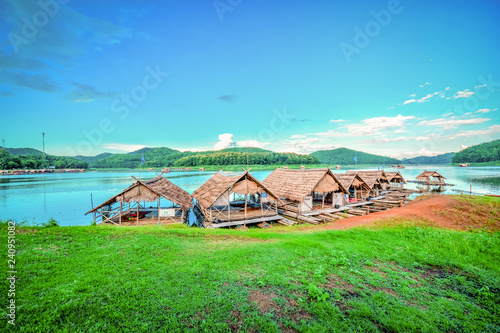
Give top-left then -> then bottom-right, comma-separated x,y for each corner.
1,139 -> 4,148
42,132 -> 45,155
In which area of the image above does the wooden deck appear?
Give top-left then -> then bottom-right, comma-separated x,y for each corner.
211,215 -> 284,228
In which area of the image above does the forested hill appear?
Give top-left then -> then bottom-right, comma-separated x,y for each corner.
87,147 -> 317,168
173,151 -> 318,167
0,148 -> 88,169
452,139 -> 500,163
402,152 -> 455,165
310,148 -> 400,165
5,147 -> 43,156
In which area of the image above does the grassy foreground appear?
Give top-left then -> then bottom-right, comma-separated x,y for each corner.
1,209 -> 500,331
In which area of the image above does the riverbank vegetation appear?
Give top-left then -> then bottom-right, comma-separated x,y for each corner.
2,196 -> 499,332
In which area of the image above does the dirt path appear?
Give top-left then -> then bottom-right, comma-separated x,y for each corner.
307,195 -> 499,232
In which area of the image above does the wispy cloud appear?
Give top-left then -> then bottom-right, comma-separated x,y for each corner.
443,125 -> 500,140
419,82 -> 431,88
417,117 -> 490,130
281,137 -> 336,154
218,95 -> 238,103
329,119 -> 345,123
403,91 -> 440,105
101,144 -> 146,152
65,82 -> 117,102
453,89 -> 475,99
214,133 -> 269,150
475,108 -> 497,114
1,71 -> 60,92
290,134 -> 306,139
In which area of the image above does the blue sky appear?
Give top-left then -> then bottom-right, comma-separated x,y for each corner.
1,0 -> 499,158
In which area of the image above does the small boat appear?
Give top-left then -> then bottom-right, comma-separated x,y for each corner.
459,163 -> 470,167
392,164 -> 397,168
335,165 -> 340,170
397,165 -> 404,169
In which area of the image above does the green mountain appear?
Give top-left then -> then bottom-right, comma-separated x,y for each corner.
87,146 -> 317,168
92,147 -> 187,168
73,153 -> 113,165
452,139 -> 500,163
402,152 -> 455,165
173,151 -> 318,167
5,147 -> 43,156
0,148 -> 88,169
310,148 -> 400,165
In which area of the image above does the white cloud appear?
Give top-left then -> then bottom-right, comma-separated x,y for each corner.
418,117 -> 490,130
329,119 -> 345,123
409,94 -> 416,98
317,114 -> 415,138
403,91 -> 440,105
418,82 -> 431,88
475,108 -> 497,114
442,112 -> 453,117
461,145 -> 469,150
362,134 -> 440,144
214,133 -> 235,150
443,125 -> 500,140
464,112 -> 472,115
345,114 -> 415,136
445,87 -> 451,91
214,133 -> 269,150
101,144 -> 146,152
453,89 -> 475,99
237,140 -> 270,148
290,134 -> 306,139
387,106 -> 394,109
474,84 -> 486,89
281,137 -> 336,154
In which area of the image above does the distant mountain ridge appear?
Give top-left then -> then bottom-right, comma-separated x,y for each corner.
311,148 -> 400,165
5,147 -> 44,156
402,152 -> 455,165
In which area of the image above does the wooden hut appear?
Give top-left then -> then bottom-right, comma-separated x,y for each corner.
192,170 -> 283,226
335,173 -> 371,202
262,168 -> 348,213
416,170 -> 446,184
346,171 -> 384,196
86,176 -> 192,226
385,171 -> 406,188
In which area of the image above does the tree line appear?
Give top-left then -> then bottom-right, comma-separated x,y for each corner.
173,152 -> 319,167
0,149 -> 88,169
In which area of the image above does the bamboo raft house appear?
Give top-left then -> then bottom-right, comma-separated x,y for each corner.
415,170 -> 446,184
335,173 -> 371,202
345,171 -> 385,196
192,170 -> 284,228
385,171 -> 406,188
262,168 -> 348,213
85,176 -> 193,226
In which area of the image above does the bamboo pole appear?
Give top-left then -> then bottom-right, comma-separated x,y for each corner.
244,194 -> 247,228
119,202 -> 122,226
136,202 -> 139,225
322,193 -> 325,209
157,197 -> 160,224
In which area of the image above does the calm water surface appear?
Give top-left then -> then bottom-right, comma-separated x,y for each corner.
0,166 -> 498,226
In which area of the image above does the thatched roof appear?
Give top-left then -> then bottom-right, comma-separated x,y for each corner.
192,171 -> 282,209
86,176 -> 193,214
335,174 -> 371,192
262,168 -> 348,202
345,171 -> 383,190
416,170 -> 445,180
385,171 -> 406,184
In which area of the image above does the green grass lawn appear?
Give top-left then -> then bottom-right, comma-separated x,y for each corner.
2,217 -> 500,332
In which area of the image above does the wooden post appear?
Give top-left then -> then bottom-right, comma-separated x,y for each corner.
367,206 -> 370,214
136,202 -> 139,225
244,194 -> 248,228
157,197 -> 160,224
322,193 -> 325,209
228,191 -> 231,221
470,184 -> 472,198
119,202 -> 122,226
260,195 -> 263,216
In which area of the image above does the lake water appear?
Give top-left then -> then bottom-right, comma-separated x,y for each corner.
0,166 -> 498,226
